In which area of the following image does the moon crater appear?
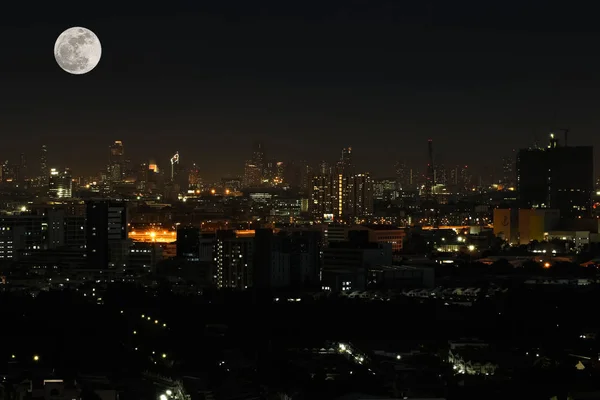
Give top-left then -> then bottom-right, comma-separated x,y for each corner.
54,27 -> 102,75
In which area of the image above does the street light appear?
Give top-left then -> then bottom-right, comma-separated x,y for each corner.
159,395 -> 168,400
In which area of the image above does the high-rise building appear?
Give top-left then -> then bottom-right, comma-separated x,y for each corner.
48,168 -> 72,198
215,230 -> 253,289
310,174 -> 335,218
338,147 -> 354,176
243,160 -> 261,188
19,153 -> 27,183
188,163 -> 201,189
253,229 -> 323,289
517,133 -> 593,218
86,201 -> 128,269
345,173 -> 374,220
424,140 -> 434,199
434,154 -> 446,186
176,227 -> 200,260
109,141 -> 124,183
502,150 -> 516,188
40,145 -> 48,186
252,141 -> 266,181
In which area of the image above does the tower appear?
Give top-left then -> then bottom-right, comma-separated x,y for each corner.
108,141 -> 124,183
40,145 -> 48,186
424,139 -> 434,199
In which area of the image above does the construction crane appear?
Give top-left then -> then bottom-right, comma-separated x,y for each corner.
560,129 -> 569,147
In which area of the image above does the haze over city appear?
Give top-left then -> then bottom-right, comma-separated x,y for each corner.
2,1 -> 600,178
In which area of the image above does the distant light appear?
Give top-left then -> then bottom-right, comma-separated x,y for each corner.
33,355 -> 39,361
160,395 -> 168,400
162,353 -> 167,358
166,390 -> 173,396
20,206 -> 27,212
468,245 -> 475,251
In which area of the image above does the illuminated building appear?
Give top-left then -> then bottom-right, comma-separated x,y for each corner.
48,168 -> 72,198
252,141 -> 266,179
344,173 -> 374,219
338,147 -> 354,177
188,163 -> 201,189
0,214 -> 46,260
39,144 -> 48,186
108,140 -> 125,183
243,160 -> 261,188
311,172 -> 373,221
215,230 -> 254,289
502,151 -> 516,188
310,174 -> 335,218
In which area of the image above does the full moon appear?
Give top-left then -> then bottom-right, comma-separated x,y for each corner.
54,27 -> 102,75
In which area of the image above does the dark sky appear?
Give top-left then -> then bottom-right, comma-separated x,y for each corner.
1,1 -> 600,180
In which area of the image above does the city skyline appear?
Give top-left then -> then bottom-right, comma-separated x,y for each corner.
1,1 -> 600,178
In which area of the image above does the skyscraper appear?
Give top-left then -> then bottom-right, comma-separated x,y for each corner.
424,140 -> 435,199
338,147 -> 354,176
40,145 -> 48,186
501,150 -> 516,188
188,162 -> 201,189
243,160 -> 261,188
345,173 -> 374,219
86,200 -> 128,269
517,133 -> 593,218
109,140 -> 124,183
252,141 -> 265,180
19,153 -> 27,183
48,168 -> 72,198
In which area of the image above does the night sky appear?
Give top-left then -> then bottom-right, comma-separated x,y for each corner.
1,1 -> 600,180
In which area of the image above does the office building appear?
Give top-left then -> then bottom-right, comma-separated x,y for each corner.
109,140 -> 125,183
215,230 -> 254,289
176,227 -> 200,261
517,133 -> 593,218
49,168 -> 72,198
40,144 -> 48,186
86,200 -> 128,269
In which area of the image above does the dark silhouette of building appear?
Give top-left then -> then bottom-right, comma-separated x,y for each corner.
86,200 -> 127,269
517,134 -> 593,218
253,229 -> 323,289
176,227 -> 200,260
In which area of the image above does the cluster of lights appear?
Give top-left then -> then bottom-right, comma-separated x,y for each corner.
159,389 -> 174,400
